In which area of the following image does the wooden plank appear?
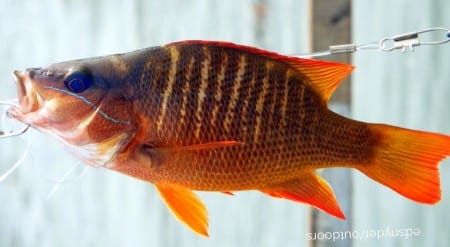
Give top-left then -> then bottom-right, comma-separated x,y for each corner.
309,0 -> 352,105
352,1 -> 450,246
0,1 -> 312,246
309,1 -> 353,247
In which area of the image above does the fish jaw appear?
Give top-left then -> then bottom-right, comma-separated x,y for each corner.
9,70 -> 43,124
7,68 -> 73,132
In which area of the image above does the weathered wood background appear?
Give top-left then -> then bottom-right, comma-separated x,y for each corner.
0,1 -> 449,246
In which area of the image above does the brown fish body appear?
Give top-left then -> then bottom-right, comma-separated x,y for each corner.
106,42 -> 372,191
9,41 -> 450,236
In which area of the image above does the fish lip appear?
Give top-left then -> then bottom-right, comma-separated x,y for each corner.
12,70 -> 39,114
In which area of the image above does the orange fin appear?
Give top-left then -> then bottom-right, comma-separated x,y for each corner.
154,141 -> 242,154
286,59 -> 354,102
359,124 -> 450,204
260,173 -> 345,219
166,40 -> 353,102
221,191 -> 235,196
156,185 -> 209,237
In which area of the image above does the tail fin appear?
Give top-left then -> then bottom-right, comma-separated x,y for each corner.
358,124 -> 450,204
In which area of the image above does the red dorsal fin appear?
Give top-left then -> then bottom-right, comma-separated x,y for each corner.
166,40 -> 354,102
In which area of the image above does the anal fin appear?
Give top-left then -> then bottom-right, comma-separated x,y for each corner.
156,184 -> 209,237
260,173 -> 345,219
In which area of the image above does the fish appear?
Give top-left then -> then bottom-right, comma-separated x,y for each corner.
7,40 -> 450,236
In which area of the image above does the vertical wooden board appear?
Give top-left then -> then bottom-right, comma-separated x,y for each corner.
310,0 -> 352,106
0,0 -> 314,246
309,1 -> 353,247
352,1 -> 450,246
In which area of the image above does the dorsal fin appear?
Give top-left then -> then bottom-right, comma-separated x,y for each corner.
285,59 -> 354,102
166,40 -> 354,102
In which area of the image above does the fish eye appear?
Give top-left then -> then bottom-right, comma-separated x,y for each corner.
64,67 -> 92,93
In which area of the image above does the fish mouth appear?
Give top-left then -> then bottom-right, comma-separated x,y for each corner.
12,70 -> 40,114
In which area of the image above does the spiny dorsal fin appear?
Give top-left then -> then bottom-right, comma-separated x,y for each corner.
166,40 -> 354,102
156,184 -> 209,237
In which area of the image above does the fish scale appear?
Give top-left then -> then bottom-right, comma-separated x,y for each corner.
9,40 -> 450,236
121,43 -> 374,190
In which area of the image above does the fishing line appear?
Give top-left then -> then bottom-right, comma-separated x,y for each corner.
0,100 -> 29,138
0,138 -> 29,182
0,99 -> 87,194
38,161 -> 88,185
0,99 -> 30,182
295,26 -> 450,58
45,162 -> 88,200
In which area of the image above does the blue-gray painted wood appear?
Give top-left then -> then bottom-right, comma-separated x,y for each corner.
352,1 -> 450,247
0,1 -> 311,247
1,1 -> 449,246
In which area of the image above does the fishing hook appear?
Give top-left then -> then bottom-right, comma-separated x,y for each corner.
0,100 -> 30,138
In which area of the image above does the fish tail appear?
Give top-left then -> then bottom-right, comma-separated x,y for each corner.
358,124 -> 450,204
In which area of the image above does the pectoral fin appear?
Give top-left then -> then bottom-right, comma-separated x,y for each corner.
153,141 -> 242,154
221,191 -> 235,196
156,184 -> 209,237
260,173 -> 344,219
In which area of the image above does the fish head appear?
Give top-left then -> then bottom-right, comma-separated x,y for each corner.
8,56 -> 137,167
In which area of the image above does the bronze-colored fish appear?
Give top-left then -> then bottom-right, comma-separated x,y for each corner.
8,41 -> 450,236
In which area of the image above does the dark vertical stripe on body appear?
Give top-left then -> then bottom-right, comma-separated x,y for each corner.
140,48 -> 171,121
210,52 -> 228,131
214,49 -> 240,135
253,61 -> 271,142
123,51 -> 148,101
287,75 -> 304,137
199,47 -> 221,141
193,47 -> 211,138
246,57 -> 268,143
183,45 -> 204,139
273,68 -> 288,132
225,54 -> 246,137
233,54 -> 256,140
280,70 -> 291,132
156,47 -> 180,132
162,45 -> 192,141
262,63 -> 284,139
177,56 -> 195,138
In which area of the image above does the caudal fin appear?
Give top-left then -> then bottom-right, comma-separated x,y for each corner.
358,124 -> 450,204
